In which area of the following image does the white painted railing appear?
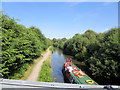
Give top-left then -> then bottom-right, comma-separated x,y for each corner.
0,78 -> 119,89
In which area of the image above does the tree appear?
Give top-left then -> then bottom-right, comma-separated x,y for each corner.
2,14 -> 51,79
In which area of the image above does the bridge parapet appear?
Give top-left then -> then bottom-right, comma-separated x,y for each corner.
0,78 -> 119,89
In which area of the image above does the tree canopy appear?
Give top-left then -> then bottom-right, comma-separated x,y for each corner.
52,28 -> 120,85
2,14 -> 51,79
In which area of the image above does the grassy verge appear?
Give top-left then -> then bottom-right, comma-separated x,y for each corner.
37,51 -> 52,82
49,46 -> 54,52
20,48 -> 49,80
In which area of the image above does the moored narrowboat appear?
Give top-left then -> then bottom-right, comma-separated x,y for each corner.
62,59 -> 98,85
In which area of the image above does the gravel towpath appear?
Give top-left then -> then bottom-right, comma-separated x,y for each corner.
27,49 -> 50,81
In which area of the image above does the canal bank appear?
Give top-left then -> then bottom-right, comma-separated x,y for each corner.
20,48 -> 50,81
35,47 -> 98,84
37,47 -> 52,82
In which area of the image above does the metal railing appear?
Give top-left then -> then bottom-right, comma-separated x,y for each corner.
0,78 -> 119,89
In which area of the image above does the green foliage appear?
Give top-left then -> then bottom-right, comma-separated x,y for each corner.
62,28 -> 119,85
2,14 -> 51,79
63,33 -> 89,58
37,59 -> 52,82
8,63 -> 29,79
49,46 -> 54,52
52,38 -> 67,49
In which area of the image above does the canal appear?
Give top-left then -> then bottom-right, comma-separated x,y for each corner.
51,48 -> 85,83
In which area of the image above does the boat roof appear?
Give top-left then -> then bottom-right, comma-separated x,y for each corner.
65,62 -> 98,85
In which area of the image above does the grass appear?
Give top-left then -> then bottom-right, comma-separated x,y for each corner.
37,51 -> 52,82
49,46 -> 54,52
20,47 -> 50,80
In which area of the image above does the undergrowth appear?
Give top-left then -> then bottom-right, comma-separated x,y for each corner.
37,54 -> 52,82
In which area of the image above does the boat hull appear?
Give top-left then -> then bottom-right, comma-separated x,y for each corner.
62,62 -> 98,85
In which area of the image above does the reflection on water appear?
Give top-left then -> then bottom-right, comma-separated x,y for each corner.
51,48 -> 65,83
51,48 -> 97,84
51,48 -> 76,83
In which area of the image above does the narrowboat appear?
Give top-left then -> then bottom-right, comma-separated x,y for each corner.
62,60 -> 98,85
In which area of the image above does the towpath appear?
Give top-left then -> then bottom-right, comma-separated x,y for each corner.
27,48 -> 50,81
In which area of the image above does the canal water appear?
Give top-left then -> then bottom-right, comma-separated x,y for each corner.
51,48 -> 84,83
50,48 -> 100,85
51,48 -> 71,83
